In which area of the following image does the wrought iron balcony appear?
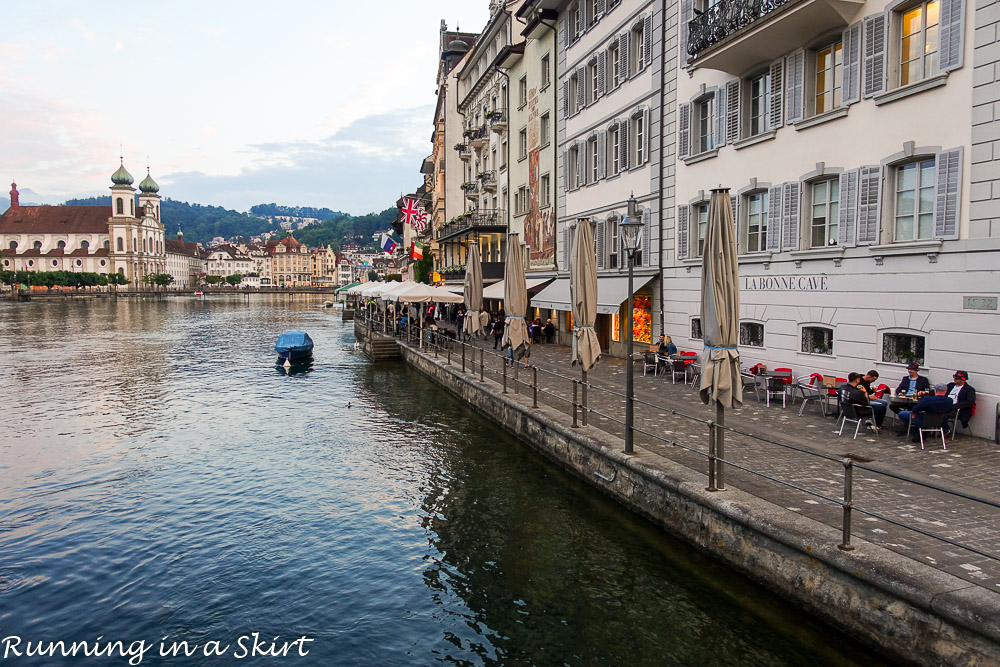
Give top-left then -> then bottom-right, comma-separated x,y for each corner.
465,125 -> 489,149
443,261 -> 504,281
487,109 -> 507,132
458,145 -> 472,161
478,170 -> 497,192
687,0 -> 859,73
436,209 -> 508,242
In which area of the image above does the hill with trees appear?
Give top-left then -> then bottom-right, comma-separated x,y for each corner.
248,203 -> 346,220
292,207 -> 398,250
63,197 -> 276,244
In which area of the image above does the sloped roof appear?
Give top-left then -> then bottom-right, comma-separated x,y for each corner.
0,206 -> 109,235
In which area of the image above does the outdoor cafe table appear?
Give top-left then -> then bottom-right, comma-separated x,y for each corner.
889,395 -> 919,413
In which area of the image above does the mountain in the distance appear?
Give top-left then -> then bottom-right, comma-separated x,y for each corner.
249,203 -> 346,220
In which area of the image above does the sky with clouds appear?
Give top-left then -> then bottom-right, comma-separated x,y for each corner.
1,1 -> 489,214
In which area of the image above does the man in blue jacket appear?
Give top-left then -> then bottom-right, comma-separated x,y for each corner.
897,383 -> 954,441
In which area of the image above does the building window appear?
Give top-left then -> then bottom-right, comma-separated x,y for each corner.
8,241 -> 16,250
540,113 -> 550,146
894,159 -> 935,241
541,174 -> 551,207
609,125 -> 621,174
569,72 -> 579,114
697,97 -> 714,153
81,240 -> 90,250
900,0 -> 940,86
588,0 -> 599,25
568,146 -> 580,190
519,76 -> 528,107
745,191 -> 768,253
882,332 -> 926,365
608,217 -> 619,269
588,60 -> 600,104
541,54 -> 550,88
117,237 -> 124,251
52,259 -> 58,266
519,128 -> 528,160
573,4 -> 583,39
801,326 -> 834,355
75,259 -> 82,267
749,71 -> 771,136
740,322 -> 764,347
116,198 -> 124,215
695,203 -> 709,257
632,113 -> 645,165
57,240 -> 66,249
33,240 -> 42,250
501,138 -> 508,169
609,41 -> 621,87
589,136 -> 599,182
691,317 -> 703,339
516,186 -> 528,215
632,21 -> 646,72
810,180 -> 840,247
101,260 -> 107,267
815,42 -> 843,115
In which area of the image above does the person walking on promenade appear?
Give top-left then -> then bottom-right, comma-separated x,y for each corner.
492,317 -> 504,350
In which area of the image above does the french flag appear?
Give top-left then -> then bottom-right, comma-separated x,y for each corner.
380,234 -> 398,254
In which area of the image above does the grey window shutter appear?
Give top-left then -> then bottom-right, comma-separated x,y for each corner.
857,165 -> 882,245
714,89 -> 727,148
577,67 -> 586,108
842,22 -> 862,105
562,80 -> 569,117
598,130 -> 607,179
725,80 -> 740,143
766,186 -> 783,252
577,142 -> 587,186
597,52 -> 607,97
643,14 -> 653,68
559,19 -> 566,49
838,169 -> 860,247
934,147 -> 963,239
561,150 -> 568,190
677,206 -> 689,260
769,59 -> 784,130
642,107 -> 650,164
730,195 -> 739,235
678,103 -> 691,159
596,219 -> 606,269
580,1 -> 587,33
939,0 -> 964,71
561,226 -> 569,270
620,118 -> 630,170
781,181 -> 801,251
620,32 -> 630,80
681,0 -> 693,59
641,209 -> 651,266
863,14 -> 887,98
785,50 -> 805,123
597,0 -> 606,18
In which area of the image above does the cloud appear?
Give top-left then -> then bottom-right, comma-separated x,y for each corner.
161,107 -> 434,214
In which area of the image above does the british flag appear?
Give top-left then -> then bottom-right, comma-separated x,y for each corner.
400,198 -> 421,227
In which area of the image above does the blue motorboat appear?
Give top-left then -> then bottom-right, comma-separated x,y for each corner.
275,330 -> 314,363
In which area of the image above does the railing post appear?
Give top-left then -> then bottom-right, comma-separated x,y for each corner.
462,343 -> 466,373
839,458 -> 855,551
582,370 -> 588,427
447,344 -> 451,366
514,361 -> 519,394
532,366 -> 538,408
479,348 -> 484,383
571,380 -> 579,427
706,420 -> 717,492
502,360 -> 508,394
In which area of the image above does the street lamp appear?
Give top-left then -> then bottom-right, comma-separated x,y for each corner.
619,194 -> 643,455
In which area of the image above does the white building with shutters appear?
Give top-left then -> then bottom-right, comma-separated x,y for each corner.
538,0 -> 665,357
668,0 -> 1000,437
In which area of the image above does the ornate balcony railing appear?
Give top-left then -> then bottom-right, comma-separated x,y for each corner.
465,125 -> 489,148
436,209 -> 507,242
487,109 -> 507,132
478,171 -> 497,191
687,0 -> 795,57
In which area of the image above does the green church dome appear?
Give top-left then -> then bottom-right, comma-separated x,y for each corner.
111,162 -> 134,186
139,170 -> 159,194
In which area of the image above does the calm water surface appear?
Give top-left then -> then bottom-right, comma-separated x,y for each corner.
0,296 -> 889,666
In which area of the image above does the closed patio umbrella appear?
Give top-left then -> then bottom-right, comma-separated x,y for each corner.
502,234 -> 528,359
463,242 -> 485,339
699,188 -> 742,487
570,219 -> 600,371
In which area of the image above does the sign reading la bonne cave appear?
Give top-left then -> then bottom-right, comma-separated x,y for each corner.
743,275 -> 829,291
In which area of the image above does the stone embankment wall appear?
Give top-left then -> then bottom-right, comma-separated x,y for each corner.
398,342 -> 1000,667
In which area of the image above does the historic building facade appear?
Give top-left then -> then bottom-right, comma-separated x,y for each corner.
0,163 -> 167,285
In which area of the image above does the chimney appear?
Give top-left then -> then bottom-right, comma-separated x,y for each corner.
9,182 -> 19,209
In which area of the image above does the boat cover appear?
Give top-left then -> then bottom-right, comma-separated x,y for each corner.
275,331 -> 314,352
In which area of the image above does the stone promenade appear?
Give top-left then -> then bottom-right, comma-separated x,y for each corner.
428,326 -> 1000,592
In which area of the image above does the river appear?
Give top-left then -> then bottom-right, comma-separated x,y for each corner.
0,295 -> 889,665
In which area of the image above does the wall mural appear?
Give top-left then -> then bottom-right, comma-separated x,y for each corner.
524,84 -> 555,271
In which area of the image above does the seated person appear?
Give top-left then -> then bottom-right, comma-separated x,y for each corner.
897,384 -> 955,440
839,373 -> 875,429
946,370 -> 977,429
858,369 -> 888,428
896,363 -> 931,398
657,334 -> 678,357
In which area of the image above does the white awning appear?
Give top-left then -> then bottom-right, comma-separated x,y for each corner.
483,276 -> 554,301
530,275 -> 656,314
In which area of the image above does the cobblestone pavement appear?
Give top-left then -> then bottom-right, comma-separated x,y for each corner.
420,325 -> 1000,592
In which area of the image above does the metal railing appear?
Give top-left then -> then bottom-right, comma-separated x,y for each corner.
687,0 -> 795,57
356,308 -> 1000,571
436,210 -> 507,242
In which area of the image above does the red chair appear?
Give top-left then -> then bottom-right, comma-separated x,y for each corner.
773,368 -> 794,385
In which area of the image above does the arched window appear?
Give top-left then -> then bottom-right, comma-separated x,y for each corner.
118,267 -> 125,276
116,198 -> 124,215
57,240 -> 66,249
130,200 -> 134,216
132,236 -> 137,251
33,241 -> 42,250
143,238 -> 147,253
104,240 -> 110,249
116,237 -> 124,251
8,241 -> 16,250
81,240 -> 90,250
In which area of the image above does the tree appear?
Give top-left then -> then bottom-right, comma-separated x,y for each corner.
384,274 -> 402,282
152,273 -> 174,288
225,274 -> 242,287
412,258 -> 434,284
367,270 -> 379,282
204,275 -> 224,285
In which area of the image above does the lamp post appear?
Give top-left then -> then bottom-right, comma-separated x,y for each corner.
619,194 -> 644,454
